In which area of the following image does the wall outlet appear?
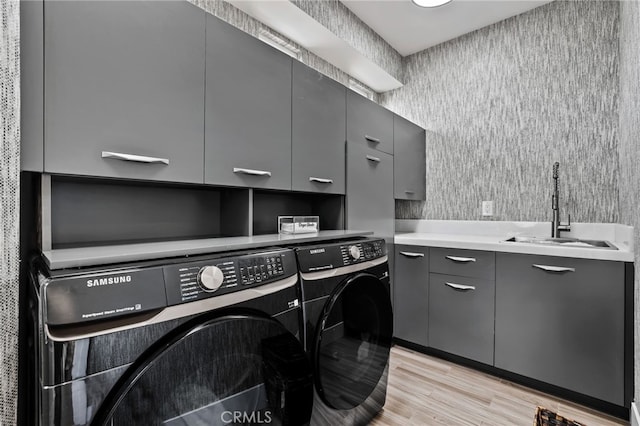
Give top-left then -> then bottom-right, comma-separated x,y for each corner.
482,200 -> 494,217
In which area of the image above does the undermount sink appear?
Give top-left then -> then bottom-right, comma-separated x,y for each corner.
503,236 -> 618,250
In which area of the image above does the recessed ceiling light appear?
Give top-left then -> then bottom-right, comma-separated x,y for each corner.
411,0 -> 453,8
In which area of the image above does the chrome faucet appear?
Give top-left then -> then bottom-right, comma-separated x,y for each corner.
551,162 -> 571,238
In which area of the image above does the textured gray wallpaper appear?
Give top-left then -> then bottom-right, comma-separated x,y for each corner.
384,1 -> 620,223
0,0 -> 20,423
189,0 -> 384,101
618,0 -> 640,405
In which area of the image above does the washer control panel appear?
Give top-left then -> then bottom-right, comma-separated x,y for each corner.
340,239 -> 385,266
163,249 -> 296,306
296,238 -> 387,273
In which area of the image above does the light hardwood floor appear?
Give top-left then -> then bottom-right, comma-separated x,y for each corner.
370,345 -> 628,426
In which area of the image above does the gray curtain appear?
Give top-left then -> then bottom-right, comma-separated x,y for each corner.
0,0 -> 20,424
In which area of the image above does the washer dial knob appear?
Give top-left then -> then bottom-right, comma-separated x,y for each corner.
349,245 -> 361,260
198,266 -> 224,292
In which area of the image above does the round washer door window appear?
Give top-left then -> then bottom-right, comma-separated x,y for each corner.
314,273 -> 393,410
91,313 -> 313,426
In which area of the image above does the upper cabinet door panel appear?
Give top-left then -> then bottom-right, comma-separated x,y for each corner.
292,62 -> 346,194
44,1 -> 205,183
394,115 -> 426,200
205,15 -> 292,190
21,0 -> 44,172
346,91 -> 393,155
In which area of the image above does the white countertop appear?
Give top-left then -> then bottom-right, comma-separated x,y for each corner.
44,230 -> 374,270
395,220 -> 634,262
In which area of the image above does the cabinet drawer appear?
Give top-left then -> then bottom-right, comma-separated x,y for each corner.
393,245 -> 429,346
430,248 -> 495,279
429,273 -> 495,365
346,90 -> 393,155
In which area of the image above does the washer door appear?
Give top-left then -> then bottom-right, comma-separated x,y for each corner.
91,311 -> 313,426
314,273 -> 393,410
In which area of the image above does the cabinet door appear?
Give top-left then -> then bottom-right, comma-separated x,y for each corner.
394,245 -> 429,346
429,273 -> 495,365
21,0 -> 43,172
205,15 -> 292,190
346,142 -> 394,242
44,1 -> 205,183
346,91 -> 393,155
393,115 -> 425,200
292,62 -> 346,194
495,253 -> 625,405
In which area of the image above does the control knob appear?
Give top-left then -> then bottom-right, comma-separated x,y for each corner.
197,266 -> 224,292
348,245 -> 361,260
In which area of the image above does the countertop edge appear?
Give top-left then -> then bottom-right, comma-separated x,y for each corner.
394,234 -> 634,262
43,230 -> 375,270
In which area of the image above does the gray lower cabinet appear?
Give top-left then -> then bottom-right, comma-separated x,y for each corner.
205,15 -> 292,190
394,246 -> 429,346
346,142 -> 394,242
393,115 -> 425,200
44,1 -> 205,183
347,90 -> 393,155
429,273 -> 495,365
21,0 -> 43,172
292,61 -> 345,194
495,253 -> 625,405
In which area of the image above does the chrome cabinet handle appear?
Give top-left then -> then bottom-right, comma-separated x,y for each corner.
233,167 -> 272,177
445,255 -> 476,263
366,155 -> 381,163
365,135 -> 381,143
101,151 -> 169,165
309,177 -> 333,184
533,264 -> 575,273
445,282 -> 476,291
399,251 -> 425,258
404,190 -> 415,194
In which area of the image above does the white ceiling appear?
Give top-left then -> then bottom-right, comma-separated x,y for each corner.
341,0 -> 554,56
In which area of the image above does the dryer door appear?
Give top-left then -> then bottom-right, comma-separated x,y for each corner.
314,273 -> 393,410
91,312 -> 313,426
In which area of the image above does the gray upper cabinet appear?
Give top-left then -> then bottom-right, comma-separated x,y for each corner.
495,253 -> 625,405
21,0 -> 43,172
346,142 -> 394,241
393,115 -> 425,200
44,1 -> 205,183
292,62 -> 345,194
346,91 -> 393,155
205,15 -> 292,190
394,245 -> 429,347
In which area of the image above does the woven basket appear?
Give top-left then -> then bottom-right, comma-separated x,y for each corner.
534,407 -> 585,426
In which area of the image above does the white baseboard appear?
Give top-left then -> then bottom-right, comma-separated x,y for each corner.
632,402 -> 639,426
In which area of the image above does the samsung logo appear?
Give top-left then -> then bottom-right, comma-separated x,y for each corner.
309,248 -> 325,254
87,275 -> 132,287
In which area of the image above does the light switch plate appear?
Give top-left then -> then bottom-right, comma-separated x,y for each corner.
482,200 -> 493,217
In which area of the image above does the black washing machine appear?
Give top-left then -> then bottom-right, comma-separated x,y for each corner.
294,238 -> 393,426
27,247 -> 313,426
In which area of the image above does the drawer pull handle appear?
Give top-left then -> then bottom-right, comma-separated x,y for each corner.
309,177 -> 333,184
366,155 -> 381,163
445,255 -> 476,263
533,264 -> 575,273
445,282 -> 476,291
101,151 -> 169,165
404,190 -> 415,194
233,167 -> 272,177
399,251 -> 424,258
365,135 -> 381,143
